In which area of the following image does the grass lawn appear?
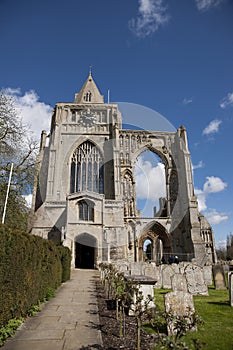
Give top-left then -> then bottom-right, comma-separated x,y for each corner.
153,287 -> 233,350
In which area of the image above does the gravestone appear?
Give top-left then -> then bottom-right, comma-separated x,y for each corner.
129,262 -> 145,276
229,272 -> 233,307
144,265 -> 157,278
162,264 -> 179,289
203,265 -> 213,286
171,273 -> 188,292
184,264 -> 208,295
213,264 -> 227,290
164,291 -> 196,336
116,262 -> 129,273
125,275 -> 156,315
145,264 -> 162,289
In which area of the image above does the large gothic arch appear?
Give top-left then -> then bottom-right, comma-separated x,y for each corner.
137,221 -> 171,263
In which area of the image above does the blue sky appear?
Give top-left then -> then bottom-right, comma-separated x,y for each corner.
0,0 -> 232,247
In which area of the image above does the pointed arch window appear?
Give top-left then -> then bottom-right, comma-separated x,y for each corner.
84,91 -> 92,102
70,141 -> 104,194
78,200 -> 94,221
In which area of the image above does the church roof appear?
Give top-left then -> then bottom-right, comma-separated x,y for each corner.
74,71 -> 104,104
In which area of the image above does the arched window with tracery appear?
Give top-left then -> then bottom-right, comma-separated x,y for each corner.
78,200 -> 94,221
70,141 -> 104,194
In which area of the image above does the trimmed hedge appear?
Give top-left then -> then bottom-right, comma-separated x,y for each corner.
0,225 -> 71,327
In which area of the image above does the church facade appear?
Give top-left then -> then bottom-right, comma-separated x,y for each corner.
29,72 -> 216,268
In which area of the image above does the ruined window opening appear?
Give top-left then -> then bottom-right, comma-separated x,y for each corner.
143,238 -> 153,261
135,150 -> 166,218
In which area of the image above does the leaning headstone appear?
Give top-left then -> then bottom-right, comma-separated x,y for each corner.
229,272 -> 233,307
171,273 -> 188,292
213,264 -> 227,290
184,264 -> 208,295
203,265 -> 213,286
179,262 -> 189,275
162,264 -> 179,289
164,291 -> 196,336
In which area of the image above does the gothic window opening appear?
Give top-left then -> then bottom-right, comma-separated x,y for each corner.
84,91 -> 92,102
70,141 -> 104,194
143,238 -> 153,261
135,150 -> 166,218
78,200 -> 94,221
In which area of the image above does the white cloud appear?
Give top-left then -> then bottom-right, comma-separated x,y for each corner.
205,209 -> 228,225
195,188 -> 207,211
195,0 -> 225,12
195,176 -> 228,223
202,119 -> 222,135
192,160 -> 204,170
129,0 -> 170,38
135,156 -> 166,201
220,92 -> 233,109
2,88 -> 52,138
203,176 -> 227,193
182,97 -> 193,105
215,239 -> 226,249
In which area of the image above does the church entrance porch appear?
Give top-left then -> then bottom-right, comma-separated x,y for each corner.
75,233 -> 97,269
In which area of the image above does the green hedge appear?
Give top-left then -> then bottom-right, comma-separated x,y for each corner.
0,225 -> 71,327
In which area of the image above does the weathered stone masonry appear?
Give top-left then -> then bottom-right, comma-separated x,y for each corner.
29,72 -> 216,268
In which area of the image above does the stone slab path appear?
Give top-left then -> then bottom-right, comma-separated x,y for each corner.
2,269 -> 103,350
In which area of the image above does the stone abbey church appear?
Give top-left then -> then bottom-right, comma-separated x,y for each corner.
30,72 -> 216,268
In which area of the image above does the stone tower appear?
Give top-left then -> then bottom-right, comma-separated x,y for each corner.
29,72 -> 216,268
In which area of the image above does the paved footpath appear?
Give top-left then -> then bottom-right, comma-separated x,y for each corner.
2,269 -> 103,350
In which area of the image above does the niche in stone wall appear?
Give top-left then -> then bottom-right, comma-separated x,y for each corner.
122,170 -> 135,217
134,150 -> 166,218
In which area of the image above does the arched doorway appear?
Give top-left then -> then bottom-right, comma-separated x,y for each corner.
75,233 -> 97,269
138,222 -> 171,263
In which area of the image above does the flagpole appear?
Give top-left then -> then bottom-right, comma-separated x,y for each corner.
2,163 -> 14,224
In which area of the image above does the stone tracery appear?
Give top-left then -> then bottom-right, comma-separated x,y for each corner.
70,141 -> 104,194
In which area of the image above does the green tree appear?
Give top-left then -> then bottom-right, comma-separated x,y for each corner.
0,184 -> 29,230
0,92 -> 38,191
0,92 -> 38,228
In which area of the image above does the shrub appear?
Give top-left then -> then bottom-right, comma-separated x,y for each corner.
0,318 -> 24,346
58,246 -> 72,282
0,224 -> 71,327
